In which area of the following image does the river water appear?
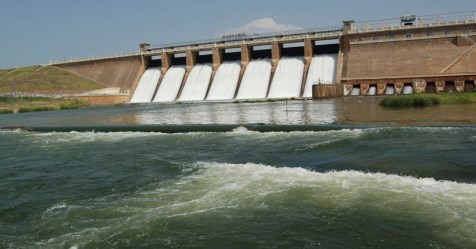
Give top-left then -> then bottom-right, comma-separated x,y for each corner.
1,97 -> 475,248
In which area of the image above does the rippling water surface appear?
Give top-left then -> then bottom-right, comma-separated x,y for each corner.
1,98 -> 475,248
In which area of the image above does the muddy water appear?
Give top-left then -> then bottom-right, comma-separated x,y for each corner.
335,97 -> 476,126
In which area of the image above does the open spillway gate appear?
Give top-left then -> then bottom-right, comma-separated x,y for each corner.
129,26 -> 343,103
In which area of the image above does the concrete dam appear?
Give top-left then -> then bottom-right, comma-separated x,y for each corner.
131,43 -> 338,103
54,12 -> 476,103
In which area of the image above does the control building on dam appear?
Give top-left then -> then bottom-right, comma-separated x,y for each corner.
53,12 -> 476,103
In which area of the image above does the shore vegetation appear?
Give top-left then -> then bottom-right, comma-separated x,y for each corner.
0,96 -> 90,114
380,93 -> 476,109
0,65 -> 103,94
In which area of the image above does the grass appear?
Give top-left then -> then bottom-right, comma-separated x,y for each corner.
18,106 -> 56,113
0,65 -> 103,113
0,96 -> 90,114
436,93 -> 475,104
0,65 -> 104,94
380,93 -> 476,109
0,109 -> 13,114
60,99 -> 89,110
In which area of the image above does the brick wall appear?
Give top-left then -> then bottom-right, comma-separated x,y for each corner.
343,36 -> 476,80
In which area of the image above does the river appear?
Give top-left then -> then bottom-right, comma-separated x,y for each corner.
1,97 -> 475,248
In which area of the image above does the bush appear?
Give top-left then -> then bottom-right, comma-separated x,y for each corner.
18,106 -> 56,113
0,96 -> 52,103
0,109 -> 13,114
380,95 -> 440,109
438,93 -> 473,104
60,100 -> 88,110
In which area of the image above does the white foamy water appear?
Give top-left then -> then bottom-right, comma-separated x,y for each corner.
403,85 -> 414,94
206,61 -> 241,100
178,64 -> 212,101
350,87 -> 360,96
386,86 -> 395,95
303,54 -> 338,98
235,58 -> 272,99
129,68 -> 161,103
37,162 -> 476,248
368,86 -> 376,95
267,56 -> 304,99
31,131 -> 168,144
153,66 -> 186,102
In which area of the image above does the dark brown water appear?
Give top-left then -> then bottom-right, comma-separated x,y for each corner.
335,97 -> 476,126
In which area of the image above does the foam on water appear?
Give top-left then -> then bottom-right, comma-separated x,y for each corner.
303,54 -> 338,97
178,64 -> 212,101
29,131 -> 170,146
129,68 -> 161,103
153,66 -> 186,102
235,58 -> 271,99
35,162 -> 476,247
267,56 -> 304,98
227,127 -> 364,142
26,126 -> 473,147
206,61 -> 241,100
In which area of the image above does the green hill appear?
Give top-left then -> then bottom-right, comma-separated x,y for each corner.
0,65 -> 104,94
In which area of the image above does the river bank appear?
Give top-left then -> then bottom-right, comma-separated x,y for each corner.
0,96 -> 89,114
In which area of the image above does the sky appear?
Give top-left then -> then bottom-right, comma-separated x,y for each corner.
0,0 -> 474,69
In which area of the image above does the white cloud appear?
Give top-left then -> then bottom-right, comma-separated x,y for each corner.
220,17 -> 302,36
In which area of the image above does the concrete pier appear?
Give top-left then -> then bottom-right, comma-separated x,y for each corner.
455,80 -> 465,93
436,81 -> 446,93
271,41 -> 283,73
377,83 -> 386,95
301,39 -> 314,97
413,79 -> 426,94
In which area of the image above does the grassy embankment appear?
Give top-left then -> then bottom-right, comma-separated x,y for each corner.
380,92 -> 476,109
0,96 -> 89,114
0,66 -> 104,114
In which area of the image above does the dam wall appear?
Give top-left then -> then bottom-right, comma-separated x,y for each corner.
55,55 -> 145,95
344,37 -> 476,78
52,11 -> 476,101
342,22 -> 476,83
129,31 -> 341,102
339,16 -> 476,95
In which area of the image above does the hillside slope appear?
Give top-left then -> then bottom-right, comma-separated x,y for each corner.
0,66 -> 104,94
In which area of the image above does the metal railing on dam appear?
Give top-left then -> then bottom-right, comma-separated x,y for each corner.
50,51 -> 141,65
350,11 -> 476,34
143,26 -> 343,54
50,11 -> 476,65
50,26 -> 343,65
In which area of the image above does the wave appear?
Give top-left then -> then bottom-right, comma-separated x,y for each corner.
13,126 -> 365,147
11,126 -> 474,153
34,162 -> 476,248
11,123 -> 368,133
29,131 -> 169,144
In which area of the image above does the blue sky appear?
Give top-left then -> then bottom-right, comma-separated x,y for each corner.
0,0 -> 474,69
